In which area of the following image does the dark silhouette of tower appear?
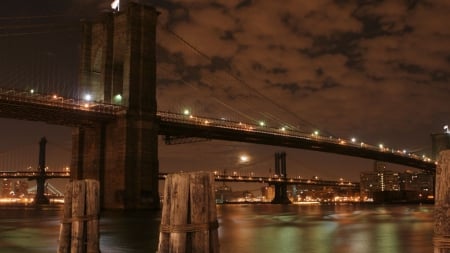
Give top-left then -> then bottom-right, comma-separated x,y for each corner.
271,152 -> 291,204
34,137 -> 49,205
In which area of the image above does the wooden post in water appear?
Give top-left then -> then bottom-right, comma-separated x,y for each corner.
158,172 -> 220,253
434,150 -> 450,252
57,179 -> 100,253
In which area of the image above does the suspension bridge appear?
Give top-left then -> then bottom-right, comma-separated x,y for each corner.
0,3 -> 438,209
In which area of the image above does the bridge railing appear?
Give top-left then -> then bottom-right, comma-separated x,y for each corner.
0,88 -> 125,115
157,111 -> 434,164
0,171 -> 70,178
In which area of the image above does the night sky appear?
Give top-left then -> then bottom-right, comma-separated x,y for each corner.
0,0 -> 449,190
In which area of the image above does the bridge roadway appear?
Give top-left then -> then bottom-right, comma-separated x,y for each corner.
0,88 -> 435,171
0,171 -> 357,188
157,112 -> 435,171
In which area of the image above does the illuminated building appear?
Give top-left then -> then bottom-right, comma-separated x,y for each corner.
360,161 -> 434,203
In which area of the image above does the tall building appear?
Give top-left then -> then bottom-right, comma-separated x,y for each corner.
360,161 -> 400,200
1,179 -> 29,198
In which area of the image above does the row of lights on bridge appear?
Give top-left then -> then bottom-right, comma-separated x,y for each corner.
182,108 -> 434,163
28,89 -> 124,105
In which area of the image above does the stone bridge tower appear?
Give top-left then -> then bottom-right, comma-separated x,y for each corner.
72,2 -> 159,209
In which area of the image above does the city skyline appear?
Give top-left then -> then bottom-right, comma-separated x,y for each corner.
0,0 -> 448,185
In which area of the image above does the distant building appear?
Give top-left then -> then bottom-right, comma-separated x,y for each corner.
1,179 -> 29,198
360,161 -> 400,200
400,170 -> 434,200
215,183 -> 232,203
360,161 -> 434,203
1,179 -> 12,197
261,185 -> 275,201
14,180 -> 29,197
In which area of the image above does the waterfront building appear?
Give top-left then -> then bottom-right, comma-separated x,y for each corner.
1,179 -> 29,198
1,179 -> 12,197
360,161 -> 434,202
261,185 -> 275,201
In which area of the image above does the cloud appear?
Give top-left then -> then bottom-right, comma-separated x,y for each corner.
153,0 -> 449,154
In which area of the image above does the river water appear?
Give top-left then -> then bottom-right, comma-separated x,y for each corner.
0,203 -> 435,253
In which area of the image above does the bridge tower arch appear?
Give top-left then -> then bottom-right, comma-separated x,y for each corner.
72,2 -> 159,209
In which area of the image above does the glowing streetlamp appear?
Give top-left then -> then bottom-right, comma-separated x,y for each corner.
114,94 -> 122,104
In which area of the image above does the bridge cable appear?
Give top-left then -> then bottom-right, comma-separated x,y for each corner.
157,65 -> 259,123
158,23 -> 335,136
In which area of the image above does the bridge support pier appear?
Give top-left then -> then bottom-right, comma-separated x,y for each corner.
271,152 -> 291,204
72,3 -> 160,209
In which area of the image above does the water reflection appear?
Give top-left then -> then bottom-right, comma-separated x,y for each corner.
217,204 -> 434,253
0,204 -> 434,253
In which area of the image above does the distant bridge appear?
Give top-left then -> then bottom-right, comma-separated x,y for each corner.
0,171 -> 357,188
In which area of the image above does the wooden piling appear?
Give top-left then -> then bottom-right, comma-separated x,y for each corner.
434,150 -> 450,252
158,172 -> 219,253
57,180 -> 100,253
57,183 -> 73,253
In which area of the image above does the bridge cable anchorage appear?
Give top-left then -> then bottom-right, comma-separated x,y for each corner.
157,22 -> 334,136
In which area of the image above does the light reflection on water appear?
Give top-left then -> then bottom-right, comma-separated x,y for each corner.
0,204 -> 434,253
217,204 -> 434,253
